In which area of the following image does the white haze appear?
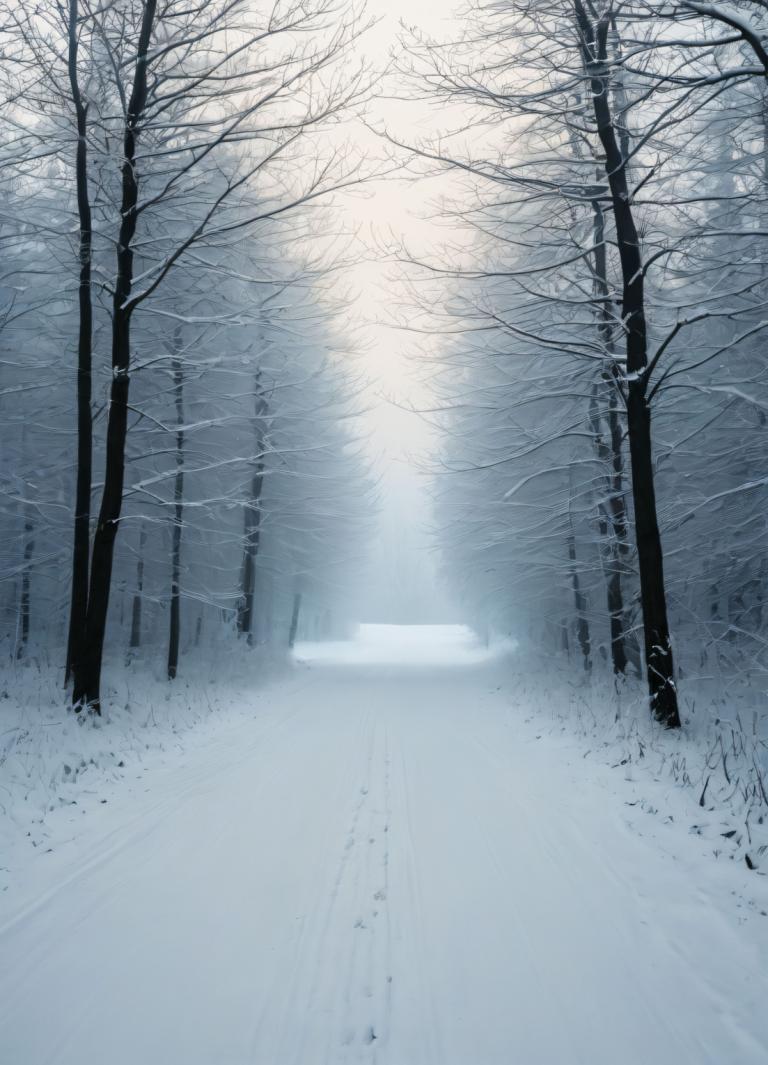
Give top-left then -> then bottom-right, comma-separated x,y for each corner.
333,0 -> 464,623
1,2 -> 768,1060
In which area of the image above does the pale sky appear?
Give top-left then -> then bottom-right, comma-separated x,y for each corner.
344,0 -> 460,458
334,0 -> 465,620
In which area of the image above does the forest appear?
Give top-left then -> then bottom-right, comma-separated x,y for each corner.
0,0 -> 375,710
0,2 -> 767,1063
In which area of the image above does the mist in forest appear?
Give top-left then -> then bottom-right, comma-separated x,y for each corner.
2,2 -> 768,1061
0,0 -> 764,722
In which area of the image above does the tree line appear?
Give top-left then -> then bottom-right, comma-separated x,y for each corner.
396,0 -> 768,727
0,0 -> 372,710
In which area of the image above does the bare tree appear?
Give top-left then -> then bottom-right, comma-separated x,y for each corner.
66,0 -> 368,709
63,0 -> 94,684
573,0 -> 679,725
391,0 -> 704,724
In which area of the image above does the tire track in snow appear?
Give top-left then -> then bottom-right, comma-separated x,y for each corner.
250,704 -> 396,1064
0,673 -> 318,940
0,684 -> 321,1046
247,702 -> 375,1063
392,742 -> 445,1065
319,716 -> 393,1063
268,707 -> 396,1065
2,644 -> 767,1065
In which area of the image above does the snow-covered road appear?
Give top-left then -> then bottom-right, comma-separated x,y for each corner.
1,626 -> 766,1064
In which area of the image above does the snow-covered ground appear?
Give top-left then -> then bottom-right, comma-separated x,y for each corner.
1,625 -> 767,1064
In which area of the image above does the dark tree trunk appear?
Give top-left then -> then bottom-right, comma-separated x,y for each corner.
72,0 -> 157,712
65,0 -> 94,687
16,508 -> 35,659
560,617 -> 570,657
288,591 -> 302,649
568,533 -> 591,670
590,194 -> 629,675
605,390 -> 629,674
168,331 -> 184,680
624,391 -> 679,723
129,523 -> 146,652
590,384 -> 629,675
575,0 -> 680,726
236,374 -> 267,645
74,300 -> 131,710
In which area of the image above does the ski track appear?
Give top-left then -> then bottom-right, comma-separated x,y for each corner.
0,626 -> 767,1064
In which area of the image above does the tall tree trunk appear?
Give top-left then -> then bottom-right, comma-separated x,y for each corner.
590,381 -> 629,675
65,0 -> 94,687
236,374 -> 267,645
16,506 -> 35,659
567,532 -> 591,670
73,0 -> 157,712
606,387 -> 629,671
129,523 -> 146,652
288,591 -> 302,649
168,330 -> 184,679
575,0 -> 680,726
590,194 -> 629,675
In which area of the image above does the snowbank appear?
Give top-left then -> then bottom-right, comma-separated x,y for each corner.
499,650 -> 768,907
0,647 -> 291,896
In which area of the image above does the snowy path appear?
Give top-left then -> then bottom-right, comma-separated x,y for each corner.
1,626 -> 766,1064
